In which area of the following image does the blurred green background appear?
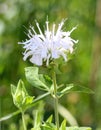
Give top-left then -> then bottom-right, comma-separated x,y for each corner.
0,0 -> 101,129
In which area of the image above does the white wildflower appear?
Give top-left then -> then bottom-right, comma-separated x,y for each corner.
18,20 -> 78,66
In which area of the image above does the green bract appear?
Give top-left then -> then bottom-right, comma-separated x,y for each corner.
11,80 -> 34,110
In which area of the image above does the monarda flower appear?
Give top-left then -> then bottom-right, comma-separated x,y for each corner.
18,20 -> 78,66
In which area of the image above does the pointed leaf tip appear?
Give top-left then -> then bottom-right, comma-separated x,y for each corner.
25,66 -> 52,91
58,84 -> 94,98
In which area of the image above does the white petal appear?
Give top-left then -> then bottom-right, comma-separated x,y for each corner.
41,48 -> 47,58
56,20 -> 64,37
36,22 -> 45,41
59,50 -> 67,61
52,50 -> 59,59
30,55 -> 42,66
46,54 -> 51,66
23,51 -> 33,61
19,19 -> 78,66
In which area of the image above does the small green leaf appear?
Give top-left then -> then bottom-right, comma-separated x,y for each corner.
46,115 -> 53,123
24,96 -> 33,105
40,115 -> 56,130
41,122 -> 56,130
25,67 -> 52,91
11,80 -> 34,110
66,126 -> 92,130
31,127 -> 41,130
58,84 -> 94,98
33,101 -> 44,128
11,84 -> 17,96
60,119 -> 66,130
66,84 -> 94,93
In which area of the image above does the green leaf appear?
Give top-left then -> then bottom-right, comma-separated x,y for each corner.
24,96 -> 33,105
40,115 -> 56,130
46,115 -> 53,123
66,127 -> 92,130
41,122 -> 56,130
11,84 -> 17,96
11,80 -> 34,110
31,127 -> 41,130
32,101 -> 44,130
60,119 -> 66,130
58,84 -> 94,98
25,67 -> 52,91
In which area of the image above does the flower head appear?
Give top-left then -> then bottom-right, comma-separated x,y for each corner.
18,19 -> 78,66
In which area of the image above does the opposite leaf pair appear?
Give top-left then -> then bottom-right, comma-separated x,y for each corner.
11,80 -> 34,111
25,66 -> 93,98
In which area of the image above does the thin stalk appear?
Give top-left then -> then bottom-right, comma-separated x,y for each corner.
21,111 -> 27,130
0,92 -> 50,122
52,71 -> 59,130
0,110 -> 20,122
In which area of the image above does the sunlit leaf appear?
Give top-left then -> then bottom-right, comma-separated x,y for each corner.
41,122 -> 56,130
58,84 -> 94,98
25,67 -> 52,91
60,119 -> 66,130
46,115 -> 53,123
33,101 -> 44,128
11,80 -> 34,110
66,126 -> 92,130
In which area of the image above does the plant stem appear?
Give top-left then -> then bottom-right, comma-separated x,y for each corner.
0,92 -> 50,122
21,111 -> 27,130
52,71 -> 59,130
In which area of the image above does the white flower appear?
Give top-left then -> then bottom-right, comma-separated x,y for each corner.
18,19 -> 78,66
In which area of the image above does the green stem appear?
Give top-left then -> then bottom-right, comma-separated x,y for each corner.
52,71 -> 59,130
0,92 -> 50,122
22,111 -> 27,130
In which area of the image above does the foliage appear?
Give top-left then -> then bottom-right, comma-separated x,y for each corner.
0,0 -> 100,130
11,80 -> 34,111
